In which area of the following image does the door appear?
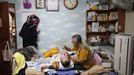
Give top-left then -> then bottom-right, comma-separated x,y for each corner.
9,3 -> 17,50
0,2 -> 11,75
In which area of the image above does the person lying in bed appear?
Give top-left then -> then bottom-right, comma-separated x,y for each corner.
64,34 -> 95,70
41,51 -> 74,71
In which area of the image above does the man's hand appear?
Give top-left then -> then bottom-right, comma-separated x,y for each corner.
64,46 -> 72,51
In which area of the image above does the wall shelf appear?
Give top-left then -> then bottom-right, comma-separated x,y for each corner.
86,1 -> 125,44
87,8 -> 118,13
87,18 -> 118,23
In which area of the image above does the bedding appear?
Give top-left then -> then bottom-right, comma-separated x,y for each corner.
26,49 -> 109,75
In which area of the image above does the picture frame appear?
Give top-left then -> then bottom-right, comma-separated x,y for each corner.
46,0 -> 60,11
36,0 -> 45,9
21,0 -> 35,11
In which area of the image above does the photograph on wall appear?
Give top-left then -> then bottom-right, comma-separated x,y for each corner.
21,0 -> 35,11
36,0 -> 45,9
46,0 -> 59,11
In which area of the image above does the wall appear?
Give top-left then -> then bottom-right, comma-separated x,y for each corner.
0,0 -> 8,2
125,11 -> 134,33
8,0 -> 14,3
16,0 -> 86,50
0,0 -> 14,3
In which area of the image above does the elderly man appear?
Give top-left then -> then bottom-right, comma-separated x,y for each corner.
64,34 -> 95,70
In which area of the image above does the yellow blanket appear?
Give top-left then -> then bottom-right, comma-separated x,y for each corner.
43,47 -> 59,58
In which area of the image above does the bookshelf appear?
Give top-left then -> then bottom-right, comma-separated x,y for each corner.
86,1 -> 125,45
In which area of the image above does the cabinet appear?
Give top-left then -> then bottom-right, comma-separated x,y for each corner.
86,1 -> 125,45
0,2 -> 12,75
9,3 -> 17,49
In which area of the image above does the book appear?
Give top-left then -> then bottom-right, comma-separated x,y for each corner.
92,22 -> 99,32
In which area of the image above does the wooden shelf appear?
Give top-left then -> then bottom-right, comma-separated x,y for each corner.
87,10 -> 109,13
87,21 -> 108,23
87,8 -> 118,13
87,31 -> 118,35
88,42 -> 113,46
87,19 -> 118,24
109,8 -> 118,12
87,32 -> 109,35
108,19 -> 118,23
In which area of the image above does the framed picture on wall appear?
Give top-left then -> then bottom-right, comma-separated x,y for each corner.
36,0 -> 45,9
21,0 -> 35,11
46,0 -> 60,11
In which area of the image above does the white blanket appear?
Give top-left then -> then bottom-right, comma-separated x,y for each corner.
26,53 -> 74,71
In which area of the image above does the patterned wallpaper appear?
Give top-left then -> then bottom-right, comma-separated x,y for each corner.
16,0 -> 87,50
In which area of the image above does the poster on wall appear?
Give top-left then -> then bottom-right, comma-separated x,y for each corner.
21,0 -> 35,11
46,0 -> 59,11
